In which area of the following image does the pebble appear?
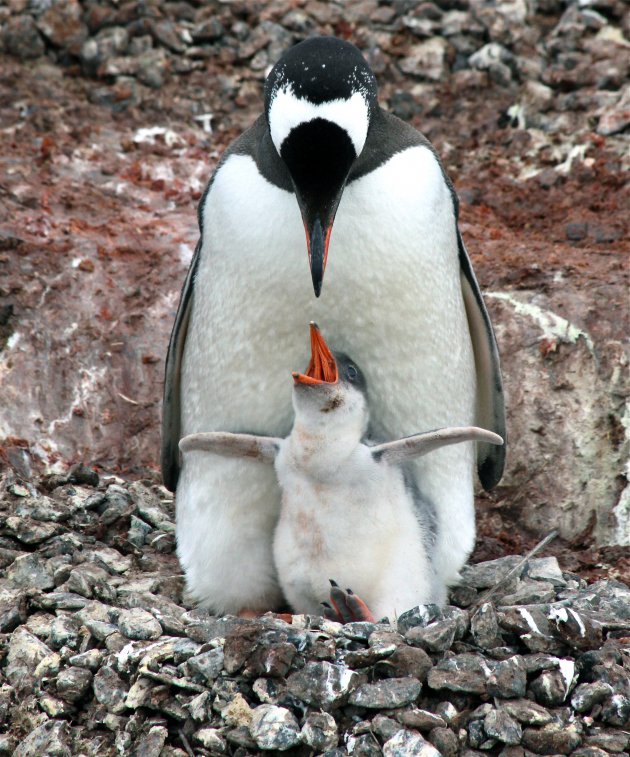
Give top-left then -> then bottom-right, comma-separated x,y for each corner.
118,607 -> 163,640
6,554 -> 54,590
249,704 -> 301,750
349,677 -> 422,709
427,654 -> 488,694
301,711 -> 338,751
56,666 -> 93,703
92,666 -> 128,714
383,728 -> 442,756
287,661 -> 358,708
5,627 -> 53,692
484,709 -> 522,744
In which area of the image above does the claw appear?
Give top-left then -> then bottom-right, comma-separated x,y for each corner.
325,581 -> 376,624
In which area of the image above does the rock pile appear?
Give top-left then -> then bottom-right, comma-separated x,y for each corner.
1,470 -> 629,755
0,0 -> 628,137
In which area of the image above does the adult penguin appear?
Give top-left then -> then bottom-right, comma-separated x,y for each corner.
162,36 -> 506,615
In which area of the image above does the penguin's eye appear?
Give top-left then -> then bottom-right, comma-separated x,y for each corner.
346,365 -> 358,381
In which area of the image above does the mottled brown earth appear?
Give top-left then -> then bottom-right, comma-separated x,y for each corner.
0,44 -> 628,584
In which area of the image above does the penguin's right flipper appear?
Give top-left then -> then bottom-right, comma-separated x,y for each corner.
370,427 -> 503,466
179,431 -> 281,463
161,240 -> 201,492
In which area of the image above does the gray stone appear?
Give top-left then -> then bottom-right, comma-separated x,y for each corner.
399,38 -> 449,81
6,627 -> 53,692
397,604 -> 442,634
250,704 -> 301,750
187,647 -> 224,684
193,727 -> 226,752
372,714 -> 403,739
471,603 -> 502,649
349,677 -> 422,709
487,656 -> 527,699
530,667 -> 574,706
93,666 -> 128,714
377,645 -> 433,682
395,708 -> 446,731
56,666 -> 93,703
597,84 -> 630,136
484,709 -> 522,745
601,693 -> 630,727
526,557 -> 566,586
6,554 -> 54,590
118,607 -> 162,640
5,515 -> 58,544
383,728 -> 442,756
127,515 -> 152,547
406,618 -> 458,652
460,557 -> 524,590
287,661 -> 358,709
521,722 -> 583,754
68,649 -> 104,670
428,726 -> 458,757
48,614 -> 82,649
427,654 -> 488,694
135,724 -> 169,756
301,711 -> 338,751
351,733 -> 382,756
571,681 -> 614,712
4,16 -> 46,60
13,720 -> 71,757
0,589 -> 24,633
501,698 -> 554,726
499,580 -> 556,606
584,727 -> 629,752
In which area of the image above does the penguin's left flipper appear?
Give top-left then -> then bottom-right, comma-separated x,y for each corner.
370,427 -> 503,466
323,580 -> 375,624
458,230 -> 507,491
161,240 -> 201,492
179,431 -> 281,463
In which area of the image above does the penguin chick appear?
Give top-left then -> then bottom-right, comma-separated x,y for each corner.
179,323 -> 503,622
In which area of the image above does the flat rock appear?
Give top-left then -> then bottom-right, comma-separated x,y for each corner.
6,554 -> 54,590
118,607 -> 163,640
383,728 -> 442,756
484,709 -> 522,744
287,661 -> 358,709
6,627 -> 53,692
427,654 -> 489,694
349,677 -> 422,709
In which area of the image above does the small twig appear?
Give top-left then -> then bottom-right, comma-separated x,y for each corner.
118,392 -> 140,405
470,530 -> 559,617
179,729 -> 195,757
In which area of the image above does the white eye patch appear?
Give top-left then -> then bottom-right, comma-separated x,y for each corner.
268,87 -> 369,157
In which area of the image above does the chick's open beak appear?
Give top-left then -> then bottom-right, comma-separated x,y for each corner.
292,322 -> 338,386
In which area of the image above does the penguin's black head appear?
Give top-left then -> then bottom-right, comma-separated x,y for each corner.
265,37 -> 378,297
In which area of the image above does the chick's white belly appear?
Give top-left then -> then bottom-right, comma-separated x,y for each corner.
273,468 -> 441,619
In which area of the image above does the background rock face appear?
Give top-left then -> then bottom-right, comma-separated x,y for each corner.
0,0 -> 628,563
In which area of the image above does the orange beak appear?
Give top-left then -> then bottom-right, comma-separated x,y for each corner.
292,322 -> 338,386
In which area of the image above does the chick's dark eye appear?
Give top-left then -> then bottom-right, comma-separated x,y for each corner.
346,365 -> 358,381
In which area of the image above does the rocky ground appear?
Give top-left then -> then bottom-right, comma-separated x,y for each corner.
0,0 -> 629,754
1,472 -> 629,756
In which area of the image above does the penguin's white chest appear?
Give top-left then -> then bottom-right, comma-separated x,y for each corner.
182,144 -> 475,440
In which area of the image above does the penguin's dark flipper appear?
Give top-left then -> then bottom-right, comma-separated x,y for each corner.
326,580 -> 375,624
161,240 -> 201,492
458,230 -> 507,491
